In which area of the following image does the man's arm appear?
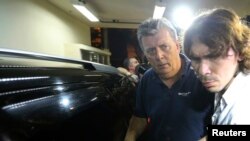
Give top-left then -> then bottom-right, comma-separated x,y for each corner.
124,115 -> 147,141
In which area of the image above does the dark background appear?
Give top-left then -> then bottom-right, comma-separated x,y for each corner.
91,28 -> 143,67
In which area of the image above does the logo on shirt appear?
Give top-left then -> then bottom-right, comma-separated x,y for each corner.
178,92 -> 191,96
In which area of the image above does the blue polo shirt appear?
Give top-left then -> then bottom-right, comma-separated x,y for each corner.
134,54 -> 214,141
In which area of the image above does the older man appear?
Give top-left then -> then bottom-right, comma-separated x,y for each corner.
124,17 -> 213,141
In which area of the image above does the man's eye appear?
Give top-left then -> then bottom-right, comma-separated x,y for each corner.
206,55 -> 219,61
146,49 -> 155,55
160,45 -> 169,51
190,57 -> 201,62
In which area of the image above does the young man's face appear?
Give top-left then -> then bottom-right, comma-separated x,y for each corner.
189,39 -> 240,92
141,29 -> 181,79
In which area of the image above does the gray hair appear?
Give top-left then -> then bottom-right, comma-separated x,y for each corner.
137,17 -> 178,50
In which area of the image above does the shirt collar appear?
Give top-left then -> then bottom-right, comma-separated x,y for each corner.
221,72 -> 246,105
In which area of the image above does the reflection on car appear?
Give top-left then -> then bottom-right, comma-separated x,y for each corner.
0,48 -> 136,141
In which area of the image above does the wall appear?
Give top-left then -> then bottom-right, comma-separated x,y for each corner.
0,0 -> 91,57
65,43 -> 111,65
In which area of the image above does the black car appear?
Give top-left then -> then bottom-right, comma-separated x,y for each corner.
0,48 -> 136,141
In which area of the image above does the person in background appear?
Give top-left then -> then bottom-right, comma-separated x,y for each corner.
123,57 -> 140,75
184,8 -> 250,126
118,57 -> 140,83
113,57 -> 140,141
124,17 -> 213,141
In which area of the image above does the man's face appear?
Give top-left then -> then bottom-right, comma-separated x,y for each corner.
141,29 -> 181,79
128,58 -> 139,73
189,39 -> 240,92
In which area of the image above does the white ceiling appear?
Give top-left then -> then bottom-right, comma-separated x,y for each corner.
48,0 -> 250,29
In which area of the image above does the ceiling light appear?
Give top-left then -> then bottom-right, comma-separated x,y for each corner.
172,5 -> 194,30
153,5 -> 166,19
72,2 -> 99,22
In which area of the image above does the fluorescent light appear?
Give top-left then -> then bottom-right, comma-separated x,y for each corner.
153,5 -> 166,19
73,4 -> 99,22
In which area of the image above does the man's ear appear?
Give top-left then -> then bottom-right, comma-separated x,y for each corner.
227,47 -> 243,61
176,40 -> 181,52
228,47 -> 243,61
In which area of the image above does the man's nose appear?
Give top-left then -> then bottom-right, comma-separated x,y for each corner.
155,47 -> 164,60
198,60 -> 211,76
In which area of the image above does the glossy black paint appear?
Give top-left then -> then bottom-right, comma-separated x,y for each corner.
0,49 -> 135,141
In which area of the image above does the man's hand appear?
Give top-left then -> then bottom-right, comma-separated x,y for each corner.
117,67 -> 131,76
